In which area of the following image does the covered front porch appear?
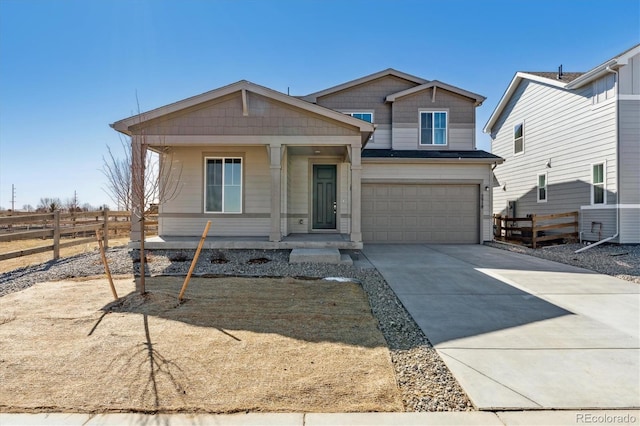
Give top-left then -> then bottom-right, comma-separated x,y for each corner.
130,232 -> 362,250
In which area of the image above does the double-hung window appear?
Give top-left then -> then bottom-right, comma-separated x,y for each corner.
420,111 -> 447,145
205,157 -> 242,213
592,163 -> 605,205
514,122 -> 524,155
537,173 -> 547,203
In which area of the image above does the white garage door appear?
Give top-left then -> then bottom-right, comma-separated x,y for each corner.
361,184 -> 479,244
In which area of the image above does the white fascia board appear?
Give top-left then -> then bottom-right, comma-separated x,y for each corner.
483,72 -> 567,134
567,44 -> 640,89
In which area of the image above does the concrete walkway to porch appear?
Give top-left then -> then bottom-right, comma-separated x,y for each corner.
362,244 -> 640,410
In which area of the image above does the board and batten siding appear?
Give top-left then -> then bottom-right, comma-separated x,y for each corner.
361,162 -> 494,242
618,98 -> 640,243
159,146 -> 271,237
491,78 -> 618,240
391,88 -> 476,151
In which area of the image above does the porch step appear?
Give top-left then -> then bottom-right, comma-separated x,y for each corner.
289,248 -> 353,265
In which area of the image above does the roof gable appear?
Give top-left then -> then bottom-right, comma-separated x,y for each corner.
111,80 -> 375,136
484,44 -> 640,134
385,80 -> 486,105
301,68 -> 427,103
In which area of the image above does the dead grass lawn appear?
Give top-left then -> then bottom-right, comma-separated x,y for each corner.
0,237 -> 130,273
0,276 -> 402,413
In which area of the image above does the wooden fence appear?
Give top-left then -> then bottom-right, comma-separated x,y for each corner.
493,211 -> 579,248
0,210 -> 157,262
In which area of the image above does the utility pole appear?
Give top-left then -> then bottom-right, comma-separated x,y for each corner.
11,184 -> 16,212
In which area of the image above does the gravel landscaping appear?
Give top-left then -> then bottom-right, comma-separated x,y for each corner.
0,245 -> 472,412
485,241 -> 640,284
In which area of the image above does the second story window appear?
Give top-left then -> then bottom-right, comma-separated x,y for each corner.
514,122 -> 524,155
347,112 -> 373,123
420,111 -> 447,145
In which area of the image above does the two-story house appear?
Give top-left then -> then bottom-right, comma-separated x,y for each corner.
111,69 -> 502,248
484,44 -> 640,244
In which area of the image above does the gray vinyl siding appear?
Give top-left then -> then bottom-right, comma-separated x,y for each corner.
362,162 -> 494,241
620,208 -> 640,244
392,88 -> 476,150
136,91 -> 358,137
491,79 -> 618,232
580,209 -> 616,242
159,146 -> 271,237
619,100 -> 640,204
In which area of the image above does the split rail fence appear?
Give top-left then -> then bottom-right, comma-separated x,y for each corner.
493,211 -> 579,249
0,211 -> 157,262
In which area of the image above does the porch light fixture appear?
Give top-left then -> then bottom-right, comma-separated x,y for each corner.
484,185 -> 490,191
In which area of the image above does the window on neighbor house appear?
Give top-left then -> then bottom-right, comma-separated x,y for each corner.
592,73 -> 616,105
592,163 -> 605,204
205,157 -> 242,213
514,122 -> 524,155
420,111 -> 447,145
537,173 -> 547,202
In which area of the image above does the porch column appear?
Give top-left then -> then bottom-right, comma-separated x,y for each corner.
130,135 -> 145,241
269,144 -> 282,242
350,146 -> 362,243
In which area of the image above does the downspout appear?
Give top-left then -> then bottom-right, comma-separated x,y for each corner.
575,65 -> 620,253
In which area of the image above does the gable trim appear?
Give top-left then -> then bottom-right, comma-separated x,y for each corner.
301,68 -> 427,102
385,80 -> 486,105
483,72 -> 569,134
111,80 -> 375,137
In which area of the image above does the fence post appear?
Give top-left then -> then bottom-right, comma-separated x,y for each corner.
103,208 -> 109,249
495,215 -> 502,239
531,214 -> 537,249
53,210 -> 60,260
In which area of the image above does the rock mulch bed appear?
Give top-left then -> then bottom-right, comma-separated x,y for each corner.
0,246 -> 472,412
485,241 -> 640,284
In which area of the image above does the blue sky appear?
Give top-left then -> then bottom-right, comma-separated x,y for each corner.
1,0 -> 638,210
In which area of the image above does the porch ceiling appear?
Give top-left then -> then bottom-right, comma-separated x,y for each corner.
287,145 -> 348,157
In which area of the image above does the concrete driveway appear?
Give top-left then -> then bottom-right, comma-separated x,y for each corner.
362,244 -> 640,410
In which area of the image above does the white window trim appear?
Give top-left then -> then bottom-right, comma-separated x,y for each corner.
419,110 -> 448,146
591,161 -> 606,205
537,172 -> 548,203
204,156 -> 243,214
513,121 -> 525,156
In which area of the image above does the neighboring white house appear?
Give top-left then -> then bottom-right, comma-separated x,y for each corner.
484,44 -> 640,244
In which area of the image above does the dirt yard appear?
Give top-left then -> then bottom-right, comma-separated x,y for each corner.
0,276 -> 402,414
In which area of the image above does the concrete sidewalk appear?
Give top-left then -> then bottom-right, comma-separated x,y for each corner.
362,244 -> 640,410
2,410 -> 639,425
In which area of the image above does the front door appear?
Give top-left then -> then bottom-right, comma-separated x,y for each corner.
312,165 -> 337,229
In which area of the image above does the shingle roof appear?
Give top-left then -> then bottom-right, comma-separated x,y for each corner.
524,71 -> 584,83
362,149 -> 502,160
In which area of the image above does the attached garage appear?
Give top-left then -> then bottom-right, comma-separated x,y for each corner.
361,183 -> 480,244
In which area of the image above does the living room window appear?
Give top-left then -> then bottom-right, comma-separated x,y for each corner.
205,157 -> 242,213
537,173 -> 547,203
420,111 -> 447,145
514,122 -> 524,155
592,163 -> 605,205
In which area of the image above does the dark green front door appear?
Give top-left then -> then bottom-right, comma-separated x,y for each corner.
312,165 -> 337,229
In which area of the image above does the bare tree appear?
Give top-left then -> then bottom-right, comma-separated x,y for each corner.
22,204 -> 34,212
38,197 -> 61,212
106,98 -> 182,294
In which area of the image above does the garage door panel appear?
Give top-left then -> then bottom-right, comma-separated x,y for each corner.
362,183 -> 479,244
